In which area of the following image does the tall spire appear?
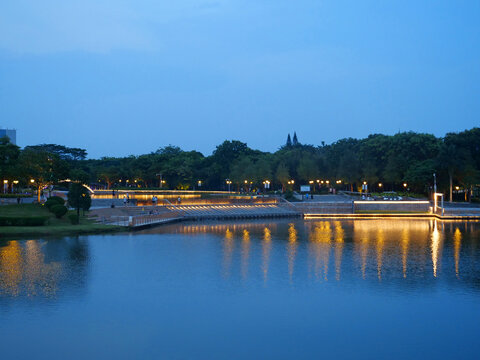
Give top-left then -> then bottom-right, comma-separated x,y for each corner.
286,134 -> 292,147
292,131 -> 298,146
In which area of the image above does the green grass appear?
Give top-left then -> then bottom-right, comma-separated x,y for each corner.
0,204 -> 125,238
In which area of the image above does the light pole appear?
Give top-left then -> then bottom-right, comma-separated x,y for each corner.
156,173 -> 163,188
226,179 -> 232,192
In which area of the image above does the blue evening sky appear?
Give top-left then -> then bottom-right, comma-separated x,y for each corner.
1,1 -> 479,158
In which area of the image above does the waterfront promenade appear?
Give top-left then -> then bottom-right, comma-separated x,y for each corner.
88,194 -> 480,229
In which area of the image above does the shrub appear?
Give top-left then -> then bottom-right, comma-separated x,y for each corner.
68,214 -> 79,225
50,204 -> 68,218
45,196 -> 65,209
49,196 -> 65,206
0,216 -> 49,226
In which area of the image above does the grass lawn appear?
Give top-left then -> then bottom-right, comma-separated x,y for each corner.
0,204 -> 125,238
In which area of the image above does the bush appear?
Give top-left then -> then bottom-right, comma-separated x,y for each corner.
0,216 -> 49,226
68,214 -> 79,225
50,204 -> 68,218
45,196 -> 65,209
49,196 -> 65,206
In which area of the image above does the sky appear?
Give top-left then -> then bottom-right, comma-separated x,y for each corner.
0,0 -> 479,159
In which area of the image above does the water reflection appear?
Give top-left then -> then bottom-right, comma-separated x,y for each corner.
0,238 -> 88,302
151,219 -> 480,289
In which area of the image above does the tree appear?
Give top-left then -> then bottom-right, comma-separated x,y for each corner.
275,163 -> 290,192
0,137 -> 20,191
68,183 -> 92,218
19,149 -> 70,202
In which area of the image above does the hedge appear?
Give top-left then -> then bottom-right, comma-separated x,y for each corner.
0,194 -> 32,198
0,216 -> 49,226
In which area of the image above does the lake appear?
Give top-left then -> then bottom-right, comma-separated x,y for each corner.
1,219 -> 479,359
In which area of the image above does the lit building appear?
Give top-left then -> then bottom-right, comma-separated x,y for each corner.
0,128 -> 16,145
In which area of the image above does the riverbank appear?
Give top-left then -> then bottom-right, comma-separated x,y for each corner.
0,204 -> 125,238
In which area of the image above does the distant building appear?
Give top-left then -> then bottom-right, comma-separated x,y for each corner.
0,128 -> 16,145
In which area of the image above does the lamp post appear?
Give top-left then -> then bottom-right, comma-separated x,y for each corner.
156,173 -> 163,188
226,179 -> 232,192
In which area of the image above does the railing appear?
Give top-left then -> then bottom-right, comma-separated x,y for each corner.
276,197 -> 302,213
128,211 -> 184,227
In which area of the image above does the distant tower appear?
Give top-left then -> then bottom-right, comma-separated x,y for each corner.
0,128 -> 16,145
286,134 -> 292,147
292,131 -> 298,146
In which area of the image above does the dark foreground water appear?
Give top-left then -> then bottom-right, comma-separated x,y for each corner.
1,219 -> 479,359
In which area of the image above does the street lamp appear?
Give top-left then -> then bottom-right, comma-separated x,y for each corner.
226,179 -> 232,192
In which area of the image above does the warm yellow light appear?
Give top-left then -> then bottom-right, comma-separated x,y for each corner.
13,180 -> 19,184
134,180 -> 137,183
309,180 -> 314,184
3,180 -> 8,184
244,180 -> 248,184
403,183 -> 407,187
378,183 -> 383,187
316,179 -> 320,183
30,179 -> 35,183
325,180 -> 329,184
455,186 -> 460,190
363,181 -> 367,185
321,180 -> 324,184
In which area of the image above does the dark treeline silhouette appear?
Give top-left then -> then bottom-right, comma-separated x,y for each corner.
1,128 -> 479,200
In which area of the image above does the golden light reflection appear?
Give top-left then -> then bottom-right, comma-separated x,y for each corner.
431,220 -> 443,278
309,222 -> 332,281
376,228 -> 385,280
334,221 -> 344,281
262,227 -> 272,283
454,228 -> 461,278
287,223 -> 298,281
401,228 -> 409,278
241,229 -> 250,280
0,240 -> 62,298
222,228 -> 234,278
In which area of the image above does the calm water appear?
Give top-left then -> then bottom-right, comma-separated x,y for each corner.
1,219 -> 479,359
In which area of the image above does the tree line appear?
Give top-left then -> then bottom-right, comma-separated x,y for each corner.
1,128 -> 479,201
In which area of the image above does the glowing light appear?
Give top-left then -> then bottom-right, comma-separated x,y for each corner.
3,180 -> 7,184
30,179 -> 35,183
403,183 -> 408,188
378,183 -> 383,187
